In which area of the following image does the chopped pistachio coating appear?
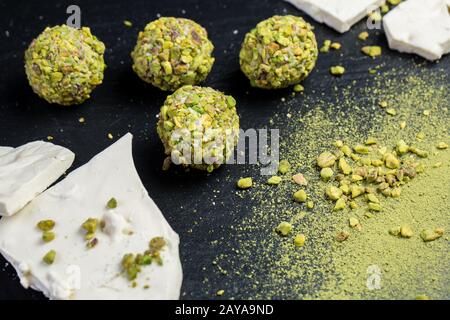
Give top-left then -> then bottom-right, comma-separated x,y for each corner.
293,234 -> 306,247
361,46 -> 382,58
237,178 -> 253,189
349,217 -> 360,228
37,220 -> 55,231
292,173 -> 308,185
326,186 -> 342,200
335,231 -> 349,242
339,158 -> 352,175
293,189 -> 307,203
82,218 -> 99,233
239,15 -> 318,89
278,160 -> 291,174
107,197 -> 117,209
157,86 -> 239,172
437,142 -> 448,150
384,153 -> 400,169
267,176 -> 282,185
317,151 -> 336,168
400,226 -> 413,238
330,66 -> 345,76
42,231 -> 55,243
420,229 -> 444,242
368,202 -> 382,212
43,250 -> 56,265
131,17 -> 214,91
25,25 -> 105,105
333,198 -> 346,211
320,167 -> 334,181
276,221 -> 293,236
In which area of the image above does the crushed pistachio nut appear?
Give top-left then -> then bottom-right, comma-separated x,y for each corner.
107,197 -> 118,209
420,228 -> 444,242
37,220 -> 55,231
366,193 -> 380,204
409,147 -> 428,158
330,66 -> 345,76
320,167 -> 334,181
42,231 -> 55,243
82,218 -> 99,234
379,100 -> 388,108
368,202 -> 382,211
400,225 -> 413,238
306,201 -> 314,209
335,231 -> 349,242
349,217 -> 360,229
320,40 -> 331,53
276,221 -> 293,236
293,189 -> 308,203
351,185 -> 365,198
330,42 -> 341,50
43,250 -> 56,265
293,234 -> 306,247
216,290 -> 225,296
358,31 -> 369,41
293,84 -> 304,93
400,121 -> 407,129
386,108 -> 397,116
326,186 -> 343,201
123,20 -> 133,27
317,151 -> 336,168
292,173 -> 308,186
237,177 -> 253,189
365,137 -> 377,145
361,46 -> 382,58
384,153 -> 400,169
278,160 -> 291,174
437,142 -> 448,150
267,176 -> 282,185
333,198 -> 346,211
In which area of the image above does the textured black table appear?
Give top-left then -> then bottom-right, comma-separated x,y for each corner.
0,0 -> 448,300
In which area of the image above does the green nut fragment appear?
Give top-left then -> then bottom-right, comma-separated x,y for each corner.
338,158 -> 352,175
330,42 -> 341,50
415,295 -> 430,301
293,189 -> 308,203
333,198 -> 346,211
320,40 -> 331,53
149,237 -> 166,252
351,185 -> 365,198
340,184 -> 350,195
317,151 -> 336,168
340,145 -> 352,157
336,231 -> 349,242
82,218 -> 99,233
330,66 -> 345,76
293,84 -> 304,93
25,25 -> 106,105
384,153 -> 400,169
292,173 -> 308,185
350,201 -> 358,209
276,221 -> 293,236
123,20 -> 133,27
396,140 -> 409,155
293,234 -> 306,247
358,31 -> 369,41
240,15 -> 318,89
361,46 -> 382,58
37,220 -> 55,231
86,238 -> 99,249
354,145 -> 369,155
420,228 -> 444,242
389,226 -> 401,236
42,231 -> 55,243
437,142 -> 448,150
349,217 -> 360,228
326,186 -> 343,201
366,193 -> 379,204
278,160 -> 291,174
43,250 -> 56,265
237,177 -> 253,189
351,174 -> 363,182
400,226 -> 413,238
365,137 -> 377,145
320,167 -> 334,181
107,197 -> 118,209
306,201 -> 314,209
216,290 -> 225,296
85,232 -> 95,241
267,176 -> 282,185
381,4 -> 390,13
386,108 -> 397,116
368,202 -> 382,212
132,17 -> 214,91
409,147 -> 428,158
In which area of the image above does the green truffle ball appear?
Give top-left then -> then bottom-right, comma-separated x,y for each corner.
239,15 -> 318,89
24,25 -> 106,106
157,86 -> 240,172
131,17 -> 215,91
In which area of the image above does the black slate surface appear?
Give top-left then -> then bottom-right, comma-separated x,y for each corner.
0,0 -> 448,300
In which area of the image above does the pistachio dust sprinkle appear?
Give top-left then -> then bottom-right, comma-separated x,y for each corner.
210,68 -> 449,299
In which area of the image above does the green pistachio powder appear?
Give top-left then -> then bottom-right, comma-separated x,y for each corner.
209,67 -> 449,300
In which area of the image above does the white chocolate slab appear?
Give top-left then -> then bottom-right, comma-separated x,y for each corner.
0,133 -> 183,300
0,141 -> 75,216
383,0 -> 450,61
285,0 -> 385,33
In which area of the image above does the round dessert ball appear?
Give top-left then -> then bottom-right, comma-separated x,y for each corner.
24,25 -> 106,106
131,17 -> 215,91
239,15 -> 318,89
157,86 -> 240,172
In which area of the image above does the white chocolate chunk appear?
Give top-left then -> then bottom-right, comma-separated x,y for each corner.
0,141 -> 75,216
383,0 -> 450,61
0,133 -> 183,300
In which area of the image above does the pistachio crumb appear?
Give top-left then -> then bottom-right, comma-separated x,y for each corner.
237,177 -> 253,189
43,250 -> 56,265
276,222 -> 293,236
293,234 -> 306,247
107,197 -> 118,209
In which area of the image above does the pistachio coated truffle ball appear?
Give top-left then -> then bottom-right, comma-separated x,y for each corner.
132,18 -> 215,91
24,25 -> 106,106
157,86 -> 240,172
239,15 -> 318,89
